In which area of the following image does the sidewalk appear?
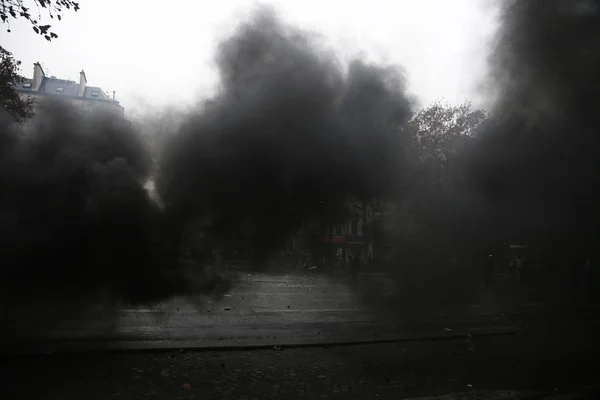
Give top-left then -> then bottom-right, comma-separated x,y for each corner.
2,316 -> 520,355
223,271 -> 334,283
356,269 -> 597,316
2,326 -> 599,400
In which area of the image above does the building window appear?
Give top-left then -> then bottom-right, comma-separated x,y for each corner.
56,87 -> 64,92
91,91 -> 99,97
307,219 -> 320,232
351,220 -> 358,235
316,220 -> 323,231
23,83 -> 32,88
335,224 -> 342,235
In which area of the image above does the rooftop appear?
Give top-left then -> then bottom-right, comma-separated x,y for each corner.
15,77 -> 114,102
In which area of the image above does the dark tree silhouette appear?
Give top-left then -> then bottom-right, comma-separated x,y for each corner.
0,46 -> 33,122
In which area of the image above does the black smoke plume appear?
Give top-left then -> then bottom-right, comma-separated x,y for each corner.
158,8 -> 414,257
366,0 -> 600,317
472,0 -> 600,257
0,7 -> 414,338
0,100 -> 228,339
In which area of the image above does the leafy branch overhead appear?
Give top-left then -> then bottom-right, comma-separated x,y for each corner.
410,100 -> 487,163
0,46 -> 34,122
0,0 -> 79,41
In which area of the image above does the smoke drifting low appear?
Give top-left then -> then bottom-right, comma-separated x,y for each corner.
3,1 -> 597,343
158,9 -> 413,254
0,101 -> 228,337
1,8 -> 414,336
472,0 -> 600,255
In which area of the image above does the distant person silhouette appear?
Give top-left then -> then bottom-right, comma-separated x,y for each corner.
485,254 -> 496,286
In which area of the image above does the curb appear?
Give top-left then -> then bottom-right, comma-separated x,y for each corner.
403,390 -> 543,400
1,326 -> 518,356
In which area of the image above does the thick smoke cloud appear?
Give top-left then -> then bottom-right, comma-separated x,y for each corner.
0,100 -> 228,338
368,0 -> 600,316
7,0 -> 595,342
1,8 -> 413,337
158,8 -> 414,256
472,0 -> 600,256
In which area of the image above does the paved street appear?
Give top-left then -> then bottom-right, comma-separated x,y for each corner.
2,323 -> 599,399
2,270 -> 599,399
4,270 -> 597,354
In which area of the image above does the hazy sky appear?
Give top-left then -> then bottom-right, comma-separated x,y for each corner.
0,0 -> 499,114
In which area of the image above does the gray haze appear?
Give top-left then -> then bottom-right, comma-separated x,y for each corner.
2,1 -> 598,340
472,0 -> 600,259
0,100 -> 229,339
1,7 -> 413,337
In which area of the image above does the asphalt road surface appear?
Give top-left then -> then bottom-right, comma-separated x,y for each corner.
2,323 -> 599,399
4,270 -> 596,354
3,270 -> 599,399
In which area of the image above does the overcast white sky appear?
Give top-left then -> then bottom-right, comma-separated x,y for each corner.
0,0 -> 499,114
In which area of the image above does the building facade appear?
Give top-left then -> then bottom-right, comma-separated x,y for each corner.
286,199 -> 372,269
15,62 -> 124,119
284,196 -> 406,271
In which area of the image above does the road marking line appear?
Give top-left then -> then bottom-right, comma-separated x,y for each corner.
401,390 -> 536,400
117,308 -> 364,314
225,292 -> 354,296
520,301 -> 545,307
253,308 -> 361,313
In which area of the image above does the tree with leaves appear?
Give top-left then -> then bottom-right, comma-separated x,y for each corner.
0,46 -> 33,122
0,1 -> 79,122
410,100 -> 486,178
379,101 -> 488,266
1,0 -> 78,41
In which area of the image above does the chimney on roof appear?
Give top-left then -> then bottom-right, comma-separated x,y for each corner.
32,62 -> 44,91
78,70 -> 87,97
112,91 -> 115,101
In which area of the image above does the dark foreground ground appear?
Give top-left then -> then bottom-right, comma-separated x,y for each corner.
2,322 -> 599,400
